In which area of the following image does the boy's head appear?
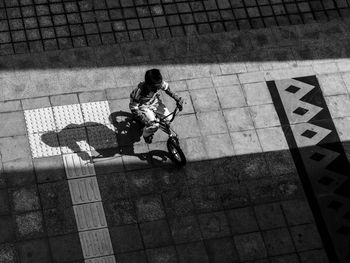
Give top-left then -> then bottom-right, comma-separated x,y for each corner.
145,69 -> 163,92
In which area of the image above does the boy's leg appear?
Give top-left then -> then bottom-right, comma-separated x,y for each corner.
139,107 -> 159,139
155,102 -> 172,123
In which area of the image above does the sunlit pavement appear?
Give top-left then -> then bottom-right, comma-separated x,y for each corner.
1,6 -> 350,263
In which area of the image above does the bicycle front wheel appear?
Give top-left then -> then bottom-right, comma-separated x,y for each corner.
167,137 -> 186,166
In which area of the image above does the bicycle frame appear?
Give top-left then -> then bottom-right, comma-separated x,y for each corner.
155,107 -> 180,137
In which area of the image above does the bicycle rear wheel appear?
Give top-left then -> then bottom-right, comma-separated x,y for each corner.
167,137 -> 186,166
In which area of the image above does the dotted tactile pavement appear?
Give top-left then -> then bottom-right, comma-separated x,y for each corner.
24,107 -> 56,133
81,101 -> 113,126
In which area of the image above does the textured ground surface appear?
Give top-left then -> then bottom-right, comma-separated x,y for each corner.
1,3 -> 350,263
0,0 -> 350,55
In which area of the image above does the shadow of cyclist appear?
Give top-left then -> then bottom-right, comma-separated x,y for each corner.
41,111 -> 171,165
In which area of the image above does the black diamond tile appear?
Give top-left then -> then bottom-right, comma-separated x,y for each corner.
285,85 -> 300,93
336,226 -> 350,235
293,107 -> 309,116
327,200 -> 343,211
310,152 -> 325,161
301,130 -> 317,138
318,176 -> 334,185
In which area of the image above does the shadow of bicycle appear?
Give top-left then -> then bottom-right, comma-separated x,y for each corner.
41,111 -> 172,167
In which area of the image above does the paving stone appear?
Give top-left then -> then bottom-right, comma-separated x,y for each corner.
0,243 -> 18,263
140,219 -> 172,248
204,237 -> 239,263
3,158 -> 35,187
230,130 -> 262,155
22,97 -> 50,110
218,183 -> 250,209
184,161 -> 215,186
179,137 -> 208,162
176,242 -> 209,263
43,206 -> 77,236
116,250 -> 147,263
49,233 -> 84,263
318,73 -> 348,96
191,185 -> 223,213
270,254 -> 300,263
197,211 -> 230,239
190,88 -> 220,112
326,94 -> 350,118
109,224 -> 143,253
243,82 -> 272,106
97,172 -> 130,201
203,133 -> 234,159
234,232 -> 267,261
172,114 -> 201,139
18,238 -> 51,263
248,174 -> 303,204
281,200 -> 314,226
162,188 -> 195,217
334,117 -> 350,141
78,90 -> 107,103
0,189 -> 10,215
103,198 -> 137,227
24,107 -> 56,133
0,100 -> 21,112
124,169 -> 157,197
50,93 -> 79,106
212,75 -> 239,87
169,215 -> 202,244
0,216 -> 15,243
38,181 -> 72,209
249,104 -> 280,128
33,156 -> 66,183
135,195 -> 165,222
254,203 -> 286,230
223,107 -> 254,132
197,111 -> 228,135
299,249 -> 329,263
10,186 -> 40,213
79,228 -> 114,259
68,177 -> 102,205
0,135 -> 32,162
14,211 -> 44,240
264,151 -> 297,176
256,127 -> 289,152
146,246 -> 178,263
186,77 -> 213,90
263,228 -> 295,256
216,85 -> 247,109
227,207 -> 259,234
290,224 -> 323,252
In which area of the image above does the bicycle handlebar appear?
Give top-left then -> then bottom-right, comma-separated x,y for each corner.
154,105 -> 181,124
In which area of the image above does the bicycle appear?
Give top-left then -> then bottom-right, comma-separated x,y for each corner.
152,106 -> 187,167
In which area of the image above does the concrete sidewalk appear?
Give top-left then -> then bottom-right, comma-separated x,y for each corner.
1,18 -> 350,263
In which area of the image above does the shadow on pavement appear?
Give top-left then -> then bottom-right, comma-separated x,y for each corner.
40,111 -> 172,166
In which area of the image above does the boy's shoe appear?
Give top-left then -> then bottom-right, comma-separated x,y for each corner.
144,135 -> 153,144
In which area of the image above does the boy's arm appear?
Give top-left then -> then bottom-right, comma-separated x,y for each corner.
129,89 -> 148,124
163,82 -> 184,110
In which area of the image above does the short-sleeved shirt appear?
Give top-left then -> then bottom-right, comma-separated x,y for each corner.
129,81 -> 169,111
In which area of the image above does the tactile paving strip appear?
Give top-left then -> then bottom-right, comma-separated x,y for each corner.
79,228 -> 114,259
24,107 -> 56,133
63,153 -> 96,179
85,256 -> 116,263
53,104 -> 85,130
73,202 -> 107,231
28,133 -> 61,158
68,177 -> 102,205
81,101 -> 113,126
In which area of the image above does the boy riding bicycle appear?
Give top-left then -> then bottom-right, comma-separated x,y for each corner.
129,69 -> 184,144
